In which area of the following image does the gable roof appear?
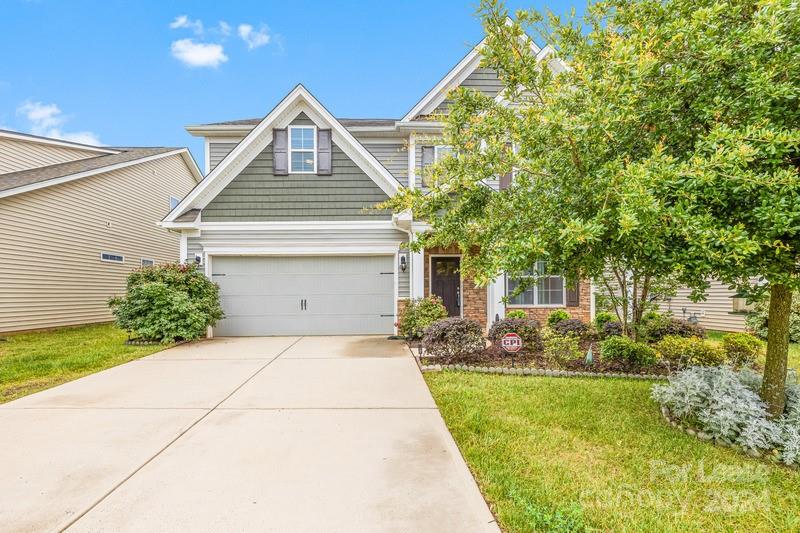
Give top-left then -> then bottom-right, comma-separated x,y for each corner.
163,84 -> 402,224
0,128 -> 119,155
0,146 -> 203,200
400,35 -> 542,122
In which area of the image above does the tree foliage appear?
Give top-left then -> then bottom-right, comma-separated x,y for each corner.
383,0 -> 800,414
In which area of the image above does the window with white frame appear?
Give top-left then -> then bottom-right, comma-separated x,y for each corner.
100,252 -> 124,263
141,258 -> 155,267
289,126 -> 316,173
169,196 -> 180,210
507,261 -> 565,306
434,145 -> 453,162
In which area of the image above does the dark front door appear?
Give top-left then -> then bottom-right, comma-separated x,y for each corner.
431,257 -> 461,316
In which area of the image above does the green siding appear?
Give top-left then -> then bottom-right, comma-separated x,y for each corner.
203,115 -> 391,221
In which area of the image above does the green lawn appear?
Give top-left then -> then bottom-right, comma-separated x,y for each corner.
426,372 -> 800,533
705,330 -> 800,372
0,323 -> 170,403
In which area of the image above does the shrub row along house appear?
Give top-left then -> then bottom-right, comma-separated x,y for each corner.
163,40 -> 591,337
0,129 -> 201,333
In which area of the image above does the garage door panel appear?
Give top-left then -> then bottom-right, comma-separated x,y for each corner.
212,255 -> 395,336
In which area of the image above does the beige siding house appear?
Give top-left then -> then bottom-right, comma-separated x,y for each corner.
0,130 -> 202,333
662,280 -> 752,332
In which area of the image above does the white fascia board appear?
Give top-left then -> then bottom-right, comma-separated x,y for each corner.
0,129 -> 119,154
197,220 -> 399,231
0,148 -> 195,200
202,242 -> 402,255
165,85 -> 402,223
184,125 -> 255,137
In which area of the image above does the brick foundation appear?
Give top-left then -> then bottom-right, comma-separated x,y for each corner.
506,279 -> 592,324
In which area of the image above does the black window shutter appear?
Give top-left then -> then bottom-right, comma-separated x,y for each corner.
273,128 -> 288,175
421,146 -> 434,168
317,129 -> 332,175
566,283 -> 580,307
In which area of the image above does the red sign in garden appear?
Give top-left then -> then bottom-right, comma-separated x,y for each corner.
500,332 -> 523,353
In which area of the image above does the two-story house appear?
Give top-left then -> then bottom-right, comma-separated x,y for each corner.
162,39 -> 593,336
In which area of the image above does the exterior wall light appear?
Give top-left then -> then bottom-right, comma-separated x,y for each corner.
400,255 -> 407,273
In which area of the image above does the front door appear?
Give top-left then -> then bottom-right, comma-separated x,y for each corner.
431,257 -> 461,317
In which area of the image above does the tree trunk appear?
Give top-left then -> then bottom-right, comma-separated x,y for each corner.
761,284 -> 791,418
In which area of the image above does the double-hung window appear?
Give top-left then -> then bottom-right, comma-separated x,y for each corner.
507,261 -> 565,306
289,126 -> 316,173
434,145 -> 453,162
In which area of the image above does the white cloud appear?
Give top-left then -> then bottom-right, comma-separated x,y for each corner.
171,38 -> 228,68
16,100 -> 102,145
169,15 -> 204,35
238,23 -> 270,50
217,21 -> 231,37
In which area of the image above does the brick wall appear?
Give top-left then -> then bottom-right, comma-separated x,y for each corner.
423,246 -> 488,329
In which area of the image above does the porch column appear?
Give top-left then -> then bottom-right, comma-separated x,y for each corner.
411,248 -> 425,299
487,275 -> 506,325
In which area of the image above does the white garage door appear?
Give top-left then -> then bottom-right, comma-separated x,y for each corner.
211,255 -> 396,336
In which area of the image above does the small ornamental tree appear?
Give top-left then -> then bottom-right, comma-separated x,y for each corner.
109,263 -> 223,343
382,0 -> 800,415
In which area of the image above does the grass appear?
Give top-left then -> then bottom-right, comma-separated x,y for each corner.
0,323 -> 170,403
426,372 -> 800,532
705,330 -> 800,372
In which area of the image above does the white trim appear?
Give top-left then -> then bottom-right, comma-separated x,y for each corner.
288,124 -> 317,174
100,251 -> 125,264
0,129 -> 118,154
0,148 -> 202,200
410,248 -> 424,299
203,137 -> 210,176
202,243 -> 400,256
179,233 -> 188,263
164,85 -> 402,223
394,249 -> 400,335
428,254 -> 464,318
140,258 -> 155,267
195,220 -> 399,231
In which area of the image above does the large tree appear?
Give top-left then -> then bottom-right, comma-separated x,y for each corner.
385,0 -> 800,415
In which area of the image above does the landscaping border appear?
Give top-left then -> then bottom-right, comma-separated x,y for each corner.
419,362 -> 667,380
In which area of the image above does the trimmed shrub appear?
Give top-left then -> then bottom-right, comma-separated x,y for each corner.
745,292 -> 800,343
488,317 -> 541,353
551,318 -> 589,338
644,316 -> 705,342
422,318 -> 485,360
654,335 -> 726,369
398,296 -> 448,340
547,309 -> 570,327
601,336 -> 658,367
602,321 -> 623,338
541,328 -> 581,367
652,367 -> 800,465
108,263 -> 223,343
594,311 -> 616,329
506,309 -> 527,319
722,332 -> 763,368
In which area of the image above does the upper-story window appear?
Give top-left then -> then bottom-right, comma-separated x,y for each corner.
434,145 -> 453,162
169,196 -> 180,210
289,126 -> 316,173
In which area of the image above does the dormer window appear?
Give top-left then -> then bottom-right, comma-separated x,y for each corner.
289,126 -> 317,173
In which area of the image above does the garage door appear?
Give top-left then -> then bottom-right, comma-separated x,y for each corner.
211,255 -> 396,336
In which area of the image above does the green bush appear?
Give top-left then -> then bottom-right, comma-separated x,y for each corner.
551,318 -> 590,338
488,317 -> 541,352
422,318 -> 486,360
109,263 -> 223,343
541,328 -> 581,367
643,316 -> 705,342
722,332 -> 764,368
601,336 -> 658,367
398,296 -> 448,339
601,321 -> 623,338
745,292 -> 800,343
594,311 -> 616,329
506,309 -> 527,319
653,335 -> 726,369
547,309 -> 571,327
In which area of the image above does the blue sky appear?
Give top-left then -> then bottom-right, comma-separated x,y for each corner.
0,0 -> 583,164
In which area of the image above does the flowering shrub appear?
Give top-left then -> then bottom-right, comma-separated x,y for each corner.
488,317 -> 541,353
644,316 -> 705,342
541,328 -> 581,367
422,318 -> 485,360
601,321 -> 623,338
721,332 -> 763,368
652,367 -> 800,466
551,319 -> 590,338
397,296 -> 448,340
109,263 -> 223,343
654,335 -> 726,369
547,309 -> 570,327
601,336 -> 658,367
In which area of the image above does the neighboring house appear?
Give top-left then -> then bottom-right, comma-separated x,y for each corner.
0,130 -> 202,333
662,281 -> 754,332
163,40 -> 592,337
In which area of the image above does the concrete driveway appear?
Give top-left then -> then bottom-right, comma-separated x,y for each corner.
0,336 -> 498,532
